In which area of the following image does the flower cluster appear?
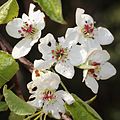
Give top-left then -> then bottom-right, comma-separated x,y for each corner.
6,3 -> 116,119
27,69 -> 74,119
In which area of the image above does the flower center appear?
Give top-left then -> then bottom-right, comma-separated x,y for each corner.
88,62 -> 101,79
81,23 -> 94,39
18,22 -> 37,37
43,90 -> 56,101
51,45 -> 68,62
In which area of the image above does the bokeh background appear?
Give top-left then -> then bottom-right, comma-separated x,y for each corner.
0,0 -> 120,120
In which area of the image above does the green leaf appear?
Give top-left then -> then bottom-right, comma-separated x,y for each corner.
0,0 -> 19,25
3,85 -> 36,115
9,112 -> 25,120
65,94 -> 103,120
33,0 -> 66,24
0,51 -> 19,88
0,101 -> 8,112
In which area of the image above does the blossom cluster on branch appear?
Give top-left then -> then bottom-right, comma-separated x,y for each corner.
5,3 -> 116,119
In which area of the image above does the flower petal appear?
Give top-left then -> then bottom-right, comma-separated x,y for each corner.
88,50 -> 110,64
69,45 -> 87,66
22,13 -> 30,22
76,8 -> 85,26
38,33 -> 56,60
55,61 -> 75,79
56,90 -> 75,105
28,3 -> 45,29
76,8 -> 94,27
34,71 -> 60,90
99,62 -> 116,80
12,37 -> 33,59
82,39 -> 102,52
97,27 -> 114,45
30,31 -> 41,46
34,59 -> 53,70
63,27 -> 80,48
6,18 -> 23,38
27,97 -> 43,108
85,75 -> 99,94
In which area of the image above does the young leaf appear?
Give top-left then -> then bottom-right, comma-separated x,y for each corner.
0,51 -> 19,88
3,85 -> 36,115
0,0 -> 19,25
9,112 -> 25,120
65,94 -> 102,120
33,0 -> 66,24
0,101 -> 8,112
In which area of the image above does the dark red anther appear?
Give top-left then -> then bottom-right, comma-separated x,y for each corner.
52,50 -> 54,53
35,69 -> 40,77
89,69 -> 94,74
18,30 -> 21,33
84,24 -> 94,33
27,25 -> 33,33
92,62 -> 100,66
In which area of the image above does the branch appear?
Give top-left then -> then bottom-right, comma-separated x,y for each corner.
0,34 -> 34,73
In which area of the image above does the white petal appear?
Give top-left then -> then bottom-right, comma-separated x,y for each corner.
38,33 -> 56,59
28,3 -> 36,17
38,43 -> 53,60
12,37 -> 33,59
85,75 -> 99,94
97,27 -> 114,45
64,27 -> 79,48
22,13 -> 30,22
34,59 -> 53,70
99,62 -> 116,80
56,90 -> 75,105
88,50 -> 110,64
76,8 -> 85,26
82,39 -> 102,52
76,8 -> 94,27
69,45 -> 87,66
27,97 -> 43,108
51,108 -> 61,119
28,4 -> 45,29
6,18 -> 23,38
27,81 -> 36,93
40,33 -> 56,45
55,61 -> 75,79
30,31 -> 41,46
32,71 -> 60,90
43,71 -> 61,89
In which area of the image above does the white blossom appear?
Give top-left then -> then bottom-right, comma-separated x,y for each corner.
82,50 -> 116,94
27,71 -> 75,119
6,3 -> 45,59
37,33 -> 87,79
66,8 -> 114,52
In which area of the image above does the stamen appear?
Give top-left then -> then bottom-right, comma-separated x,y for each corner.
88,62 -> 101,79
51,45 -> 68,61
35,69 -> 40,77
20,22 -> 37,37
43,90 -> 56,101
81,23 -> 94,39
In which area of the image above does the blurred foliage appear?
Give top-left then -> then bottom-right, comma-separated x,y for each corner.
0,0 -> 120,120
